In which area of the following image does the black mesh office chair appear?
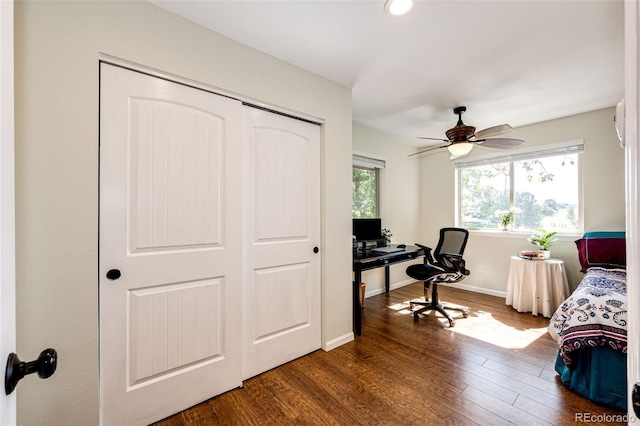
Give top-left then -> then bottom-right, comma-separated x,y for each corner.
406,227 -> 471,327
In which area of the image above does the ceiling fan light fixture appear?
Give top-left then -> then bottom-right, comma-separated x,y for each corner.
448,142 -> 474,156
384,0 -> 413,17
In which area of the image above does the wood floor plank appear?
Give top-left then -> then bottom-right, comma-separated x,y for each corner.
458,371 -> 519,405
513,394 -> 567,425
481,358 -> 557,393
454,396 -> 517,426
154,282 -> 625,426
540,367 -> 561,382
461,385 -> 552,426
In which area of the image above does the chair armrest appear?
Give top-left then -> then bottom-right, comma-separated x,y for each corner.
440,253 -> 470,276
415,244 -> 435,264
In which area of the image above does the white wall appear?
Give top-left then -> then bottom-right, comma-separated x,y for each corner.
14,1 -> 352,424
352,123 -> 421,295
417,107 -> 625,294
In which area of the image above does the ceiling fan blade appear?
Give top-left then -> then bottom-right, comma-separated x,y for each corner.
417,136 -> 449,142
472,124 -> 512,139
408,144 -> 450,157
474,138 -> 524,149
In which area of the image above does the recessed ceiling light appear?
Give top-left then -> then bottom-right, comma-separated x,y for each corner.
384,0 -> 413,17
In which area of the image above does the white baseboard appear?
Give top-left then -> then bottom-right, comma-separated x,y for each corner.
364,279 -> 415,298
323,332 -> 353,352
365,280 -> 506,299
432,281 -> 507,298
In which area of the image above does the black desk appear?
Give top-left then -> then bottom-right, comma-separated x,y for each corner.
352,244 -> 424,336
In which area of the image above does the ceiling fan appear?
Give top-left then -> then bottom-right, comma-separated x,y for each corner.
409,106 -> 524,158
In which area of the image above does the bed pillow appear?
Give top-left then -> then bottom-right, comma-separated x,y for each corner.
575,238 -> 626,272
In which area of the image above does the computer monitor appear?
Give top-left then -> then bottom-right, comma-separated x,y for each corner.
353,218 -> 382,245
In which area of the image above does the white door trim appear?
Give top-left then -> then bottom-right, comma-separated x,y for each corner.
98,54 -> 324,127
625,0 -> 639,418
0,0 -> 16,423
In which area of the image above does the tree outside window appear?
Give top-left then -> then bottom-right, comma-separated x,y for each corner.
352,166 -> 378,218
459,152 -> 580,233
460,163 -> 510,229
514,155 -> 579,231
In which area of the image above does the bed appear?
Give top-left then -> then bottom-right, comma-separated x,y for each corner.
547,232 -> 627,410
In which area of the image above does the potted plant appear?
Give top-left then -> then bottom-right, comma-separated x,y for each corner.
527,228 -> 557,258
381,228 -> 392,246
500,210 -> 515,231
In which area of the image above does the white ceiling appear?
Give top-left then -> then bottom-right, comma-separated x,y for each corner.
150,0 -> 625,147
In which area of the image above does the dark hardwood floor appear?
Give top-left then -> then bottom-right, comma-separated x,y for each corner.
154,282 -> 626,425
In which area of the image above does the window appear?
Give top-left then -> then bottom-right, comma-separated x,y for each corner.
457,141 -> 583,233
352,152 -> 385,218
353,167 -> 378,218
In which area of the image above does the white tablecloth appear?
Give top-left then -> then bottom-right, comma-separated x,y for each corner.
505,256 -> 570,317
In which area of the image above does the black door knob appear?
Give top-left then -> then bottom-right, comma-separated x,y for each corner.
106,269 -> 121,280
5,348 -> 57,395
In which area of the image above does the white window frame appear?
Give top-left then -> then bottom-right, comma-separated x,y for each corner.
455,140 -> 584,235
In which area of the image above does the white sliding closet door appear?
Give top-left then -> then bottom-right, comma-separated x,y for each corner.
99,63 -> 243,425
242,107 -> 321,379
99,63 -> 322,425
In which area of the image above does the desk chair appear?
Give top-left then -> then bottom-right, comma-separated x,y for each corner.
406,228 -> 470,327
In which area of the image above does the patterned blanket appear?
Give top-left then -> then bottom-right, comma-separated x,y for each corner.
548,267 -> 627,366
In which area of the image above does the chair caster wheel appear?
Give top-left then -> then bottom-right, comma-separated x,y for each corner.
413,312 -> 419,321
449,320 -> 455,327
463,311 -> 469,318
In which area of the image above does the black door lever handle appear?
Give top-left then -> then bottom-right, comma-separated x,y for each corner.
5,348 -> 57,395
633,382 -> 640,417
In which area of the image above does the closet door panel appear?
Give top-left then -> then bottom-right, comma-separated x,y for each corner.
242,107 -> 321,379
